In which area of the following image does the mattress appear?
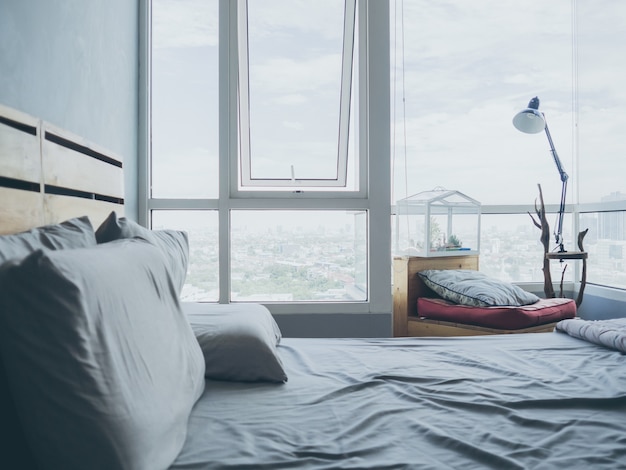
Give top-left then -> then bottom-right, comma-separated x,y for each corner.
170,331 -> 626,469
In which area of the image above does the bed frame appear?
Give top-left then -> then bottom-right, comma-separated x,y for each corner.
0,103 -> 124,234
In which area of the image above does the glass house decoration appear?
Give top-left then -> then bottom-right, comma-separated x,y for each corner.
394,188 -> 481,257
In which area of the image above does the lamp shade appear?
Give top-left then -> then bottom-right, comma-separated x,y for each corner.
512,97 -> 545,134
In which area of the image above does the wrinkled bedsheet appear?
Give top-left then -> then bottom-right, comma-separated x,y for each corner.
557,317 -> 626,353
170,333 -> 626,470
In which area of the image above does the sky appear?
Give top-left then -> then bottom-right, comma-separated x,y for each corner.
391,0 -> 626,207
150,0 -> 626,208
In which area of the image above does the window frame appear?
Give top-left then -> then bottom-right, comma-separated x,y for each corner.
236,0 -> 357,190
144,0 -> 391,315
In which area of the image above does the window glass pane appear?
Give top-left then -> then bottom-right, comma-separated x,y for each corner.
151,210 -> 219,301
480,213 -> 574,284
230,210 -> 367,301
391,1 -> 572,207
151,0 -> 219,198
243,0 -> 354,186
577,2 -> 626,204
583,211 -> 626,289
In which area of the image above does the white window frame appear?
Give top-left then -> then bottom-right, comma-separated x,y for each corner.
236,0 -> 357,190
143,0 -> 391,316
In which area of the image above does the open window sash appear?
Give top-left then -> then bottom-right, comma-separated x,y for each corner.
236,0 -> 356,189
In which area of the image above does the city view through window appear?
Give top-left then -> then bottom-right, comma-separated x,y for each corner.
155,208 -> 626,303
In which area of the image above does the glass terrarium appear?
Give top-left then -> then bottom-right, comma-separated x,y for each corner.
394,188 -> 481,257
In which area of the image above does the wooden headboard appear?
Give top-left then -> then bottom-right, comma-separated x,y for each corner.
0,104 -> 124,234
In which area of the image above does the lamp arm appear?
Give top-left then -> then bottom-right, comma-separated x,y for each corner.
544,118 -> 569,252
544,120 -> 568,183
555,178 -> 567,252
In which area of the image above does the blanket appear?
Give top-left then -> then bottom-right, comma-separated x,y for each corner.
556,317 -> 626,353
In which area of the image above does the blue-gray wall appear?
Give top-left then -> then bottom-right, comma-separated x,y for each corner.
0,0 -> 139,219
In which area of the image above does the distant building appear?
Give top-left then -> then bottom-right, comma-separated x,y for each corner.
599,192 -> 626,241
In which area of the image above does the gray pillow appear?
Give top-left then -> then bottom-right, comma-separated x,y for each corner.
95,211 -> 189,294
0,215 -> 96,264
188,304 -> 287,383
418,269 -> 540,307
0,215 -> 97,469
0,239 -> 205,470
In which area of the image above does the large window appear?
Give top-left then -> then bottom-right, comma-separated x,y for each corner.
150,0 -> 626,303
390,1 -> 626,289
148,0 -> 390,312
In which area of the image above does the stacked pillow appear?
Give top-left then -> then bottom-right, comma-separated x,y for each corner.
188,303 -> 288,383
95,211 -> 190,294
0,216 -> 96,264
94,212 -> 288,384
0,214 -> 204,470
0,216 -> 97,470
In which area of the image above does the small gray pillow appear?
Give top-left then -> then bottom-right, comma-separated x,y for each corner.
0,239 -> 205,470
188,304 -> 287,383
95,211 -> 189,294
0,216 -> 96,265
418,269 -> 540,307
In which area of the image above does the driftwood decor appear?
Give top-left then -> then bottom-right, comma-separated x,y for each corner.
528,185 -> 555,298
528,184 -> 588,307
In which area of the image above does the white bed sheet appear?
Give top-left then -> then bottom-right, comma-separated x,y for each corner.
171,329 -> 626,469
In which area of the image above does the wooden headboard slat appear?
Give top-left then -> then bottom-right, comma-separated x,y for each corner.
44,196 -> 121,231
45,131 -> 123,168
0,107 -> 41,188
0,176 -> 41,193
0,115 -> 38,136
43,184 -> 123,205
0,104 -> 124,235
0,188 -> 44,234
42,121 -> 124,201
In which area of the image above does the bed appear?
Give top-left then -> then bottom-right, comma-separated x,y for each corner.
172,326 -> 626,469
2,104 -> 626,470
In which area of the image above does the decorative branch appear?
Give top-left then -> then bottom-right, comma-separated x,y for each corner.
528,184 -> 554,298
576,228 -> 589,307
577,228 -> 589,252
558,263 -> 567,298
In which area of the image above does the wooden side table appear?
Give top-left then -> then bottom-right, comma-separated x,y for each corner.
545,251 -> 588,307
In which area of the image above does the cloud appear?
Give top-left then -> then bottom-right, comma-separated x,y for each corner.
275,94 -> 308,105
247,0 -> 344,41
152,146 -> 218,198
392,99 -> 571,205
282,121 -> 304,130
251,54 -> 342,95
152,0 -> 218,49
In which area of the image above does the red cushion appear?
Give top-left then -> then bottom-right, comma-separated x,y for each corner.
417,297 -> 576,330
